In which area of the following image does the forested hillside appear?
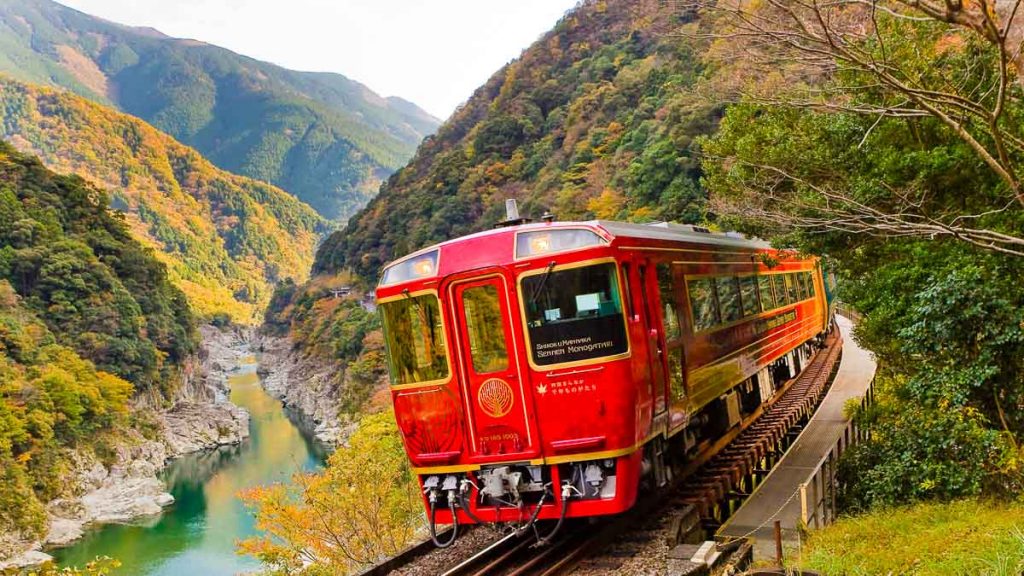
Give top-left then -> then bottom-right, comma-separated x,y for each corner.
0,77 -> 328,321
314,0 -> 716,281
0,0 -> 440,221
697,0 -> 1024,510
0,141 -> 193,543
255,0 -> 1024,572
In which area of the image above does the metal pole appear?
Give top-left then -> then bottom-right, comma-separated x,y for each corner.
774,520 -> 784,566
800,483 -> 808,524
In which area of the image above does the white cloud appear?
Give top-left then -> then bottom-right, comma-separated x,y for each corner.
56,0 -> 580,119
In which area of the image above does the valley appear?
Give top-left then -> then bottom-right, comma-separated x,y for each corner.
0,318 -> 345,571
51,333 -> 330,575
0,0 -> 440,222
2,0 -> 1024,573
0,76 -> 327,322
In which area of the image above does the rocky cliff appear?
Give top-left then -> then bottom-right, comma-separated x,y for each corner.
256,333 -> 350,445
0,326 -> 253,569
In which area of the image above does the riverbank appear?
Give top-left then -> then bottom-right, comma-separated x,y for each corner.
256,333 -> 349,444
0,326 -> 253,570
50,346 -> 329,574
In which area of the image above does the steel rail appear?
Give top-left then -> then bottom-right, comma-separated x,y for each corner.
363,333 -> 843,575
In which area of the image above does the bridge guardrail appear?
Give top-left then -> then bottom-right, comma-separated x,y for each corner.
798,376 -> 875,529
834,302 -> 862,325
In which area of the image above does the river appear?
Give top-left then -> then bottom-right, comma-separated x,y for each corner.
53,356 -> 330,575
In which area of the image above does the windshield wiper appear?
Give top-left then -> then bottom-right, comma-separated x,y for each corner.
403,288 -> 436,356
403,288 -> 428,327
529,261 -> 557,308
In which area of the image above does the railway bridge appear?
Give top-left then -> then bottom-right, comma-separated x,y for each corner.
360,313 -> 876,574
718,314 -> 877,561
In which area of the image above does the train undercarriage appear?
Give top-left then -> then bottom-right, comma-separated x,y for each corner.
421,338 -> 827,547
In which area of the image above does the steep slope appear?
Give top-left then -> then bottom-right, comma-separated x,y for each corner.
314,0 -> 717,281
0,140 -> 195,390
0,0 -> 440,221
0,76 -> 328,321
0,140 -> 195,546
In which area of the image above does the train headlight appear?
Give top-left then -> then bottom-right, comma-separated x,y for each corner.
412,257 -> 434,277
529,234 -> 552,254
516,229 -> 607,258
379,249 -> 440,286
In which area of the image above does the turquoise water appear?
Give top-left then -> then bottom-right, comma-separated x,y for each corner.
53,358 -> 329,575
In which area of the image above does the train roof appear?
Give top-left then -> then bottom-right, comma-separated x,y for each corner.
406,219 -> 772,256
377,220 -> 776,288
595,220 -> 772,250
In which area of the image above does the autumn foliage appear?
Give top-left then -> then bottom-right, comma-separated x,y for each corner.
238,411 -> 422,575
0,143 -> 179,552
314,0 -> 716,283
0,77 -> 328,322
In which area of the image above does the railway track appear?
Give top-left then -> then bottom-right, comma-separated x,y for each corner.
439,527 -> 583,576
373,332 -> 843,576
678,332 -> 843,531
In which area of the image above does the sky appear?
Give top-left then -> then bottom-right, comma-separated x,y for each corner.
57,0 -> 581,120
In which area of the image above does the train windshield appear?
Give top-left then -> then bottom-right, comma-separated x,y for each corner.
520,262 -> 629,366
380,294 -> 450,385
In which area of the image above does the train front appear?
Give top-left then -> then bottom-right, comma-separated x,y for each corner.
375,223 -> 645,545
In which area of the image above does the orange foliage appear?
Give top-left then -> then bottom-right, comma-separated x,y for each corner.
238,411 -> 422,574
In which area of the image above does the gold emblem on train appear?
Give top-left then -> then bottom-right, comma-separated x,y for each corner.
477,378 -> 514,418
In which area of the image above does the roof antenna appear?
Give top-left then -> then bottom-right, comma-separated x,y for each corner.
495,198 -> 531,228
505,199 -> 519,221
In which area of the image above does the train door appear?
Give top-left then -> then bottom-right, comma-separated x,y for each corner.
449,273 -> 540,460
637,263 -> 668,415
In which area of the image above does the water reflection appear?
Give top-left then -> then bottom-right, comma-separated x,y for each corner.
53,359 -> 329,575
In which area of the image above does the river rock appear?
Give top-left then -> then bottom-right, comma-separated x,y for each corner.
0,550 -> 53,570
17,324 -> 255,559
257,333 -> 348,444
46,518 -> 83,547
162,401 -> 250,455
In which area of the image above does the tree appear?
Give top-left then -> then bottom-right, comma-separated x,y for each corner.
696,0 -> 1024,506
691,0 -> 1024,256
238,411 -> 422,575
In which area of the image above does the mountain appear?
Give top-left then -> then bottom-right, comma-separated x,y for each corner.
0,0 -> 440,221
0,139 -> 195,391
0,141 -> 195,542
0,76 -> 328,321
313,0 -> 717,282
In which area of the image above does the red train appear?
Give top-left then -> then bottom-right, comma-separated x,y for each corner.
375,211 -> 834,545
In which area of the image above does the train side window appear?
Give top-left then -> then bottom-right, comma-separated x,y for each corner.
657,264 -> 681,341
772,274 -> 788,305
461,285 -> 509,374
668,347 -> 685,402
739,276 -> 760,317
757,275 -> 776,311
716,276 -> 743,323
806,272 -> 816,297
785,274 -> 799,303
687,277 -> 720,331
